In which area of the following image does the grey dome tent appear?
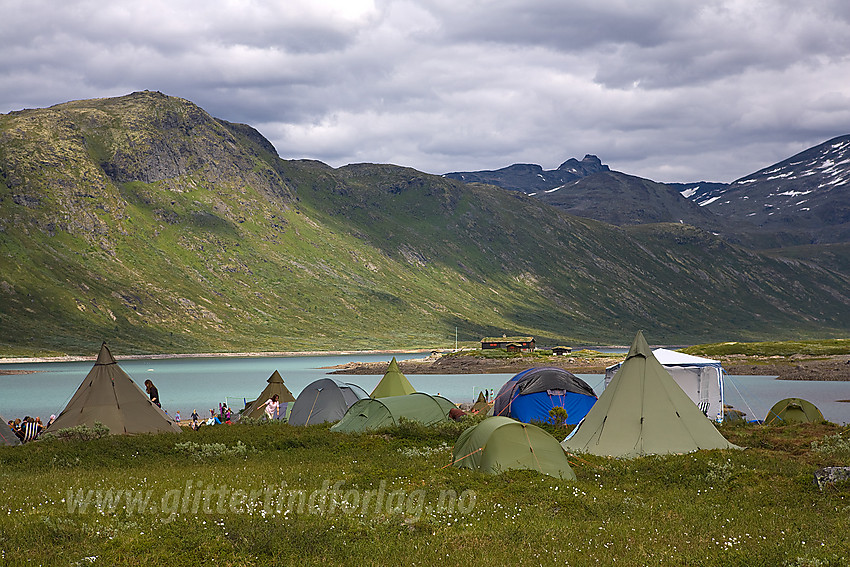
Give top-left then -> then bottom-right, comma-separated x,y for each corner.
765,398 -> 825,425
331,393 -> 455,433
605,348 -> 726,422
563,331 -> 738,458
288,378 -> 369,426
1,415 -> 21,446
46,343 -> 182,436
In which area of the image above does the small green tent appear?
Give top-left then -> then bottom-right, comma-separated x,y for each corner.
765,398 -> 825,425
331,392 -> 455,433
451,416 -> 576,479
46,343 -> 182,436
370,357 -> 416,398
240,370 -> 296,420
562,331 -> 738,457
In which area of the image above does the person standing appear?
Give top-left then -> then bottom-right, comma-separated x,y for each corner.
259,394 -> 281,420
144,379 -> 161,408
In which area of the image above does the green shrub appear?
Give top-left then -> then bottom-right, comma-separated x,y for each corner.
174,440 -> 250,461
812,432 -> 850,456
41,422 -> 111,442
549,407 -> 568,427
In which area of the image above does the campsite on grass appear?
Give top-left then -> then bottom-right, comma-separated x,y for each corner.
2,336 -> 850,565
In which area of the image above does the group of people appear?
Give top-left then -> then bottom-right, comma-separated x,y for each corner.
6,415 -> 54,443
5,376 -> 292,442
144,378 -> 247,429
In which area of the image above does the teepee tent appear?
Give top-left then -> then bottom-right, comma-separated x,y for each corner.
288,378 -> 369,426
765,398 -> 825,425
605,348 -> 726,422
451,416 -> 576,479
46,343 -> 182,435
370,357 -> 416,398
1,415 -> 21,446
562,331 -> 738,457
240,370 -> 296,420
471,391 -> 490,414
331,393 -> 455,433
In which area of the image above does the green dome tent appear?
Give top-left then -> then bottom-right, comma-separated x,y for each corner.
240,370 -> 296,420
370,357 -> 416,398
330,392 -> 455,433
451,416 -> 576,479
562,331 -> 738,458
46,343 -> 182,436
765,398 -> 825,425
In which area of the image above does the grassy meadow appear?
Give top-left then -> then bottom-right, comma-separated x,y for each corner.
1,419 -> 849,566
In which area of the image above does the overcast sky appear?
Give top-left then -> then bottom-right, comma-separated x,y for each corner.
2,0 -> 849,183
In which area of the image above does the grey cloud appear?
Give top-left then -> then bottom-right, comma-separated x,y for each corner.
1,0 -> 849,183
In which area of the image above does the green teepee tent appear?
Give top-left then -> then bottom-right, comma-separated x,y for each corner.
46,343 -> 182,436
240,370 -> 296,420
330,392 -> 455,433
471,391 -> 490,414
370,357 -> 416,398
765,398 -> 825,425
562,331 -> 738,457
451,416 -> 576,479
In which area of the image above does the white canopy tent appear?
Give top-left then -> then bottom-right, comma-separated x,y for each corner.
605,348 -> 726,422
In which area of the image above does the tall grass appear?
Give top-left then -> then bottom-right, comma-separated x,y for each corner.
1,421 -> 848,565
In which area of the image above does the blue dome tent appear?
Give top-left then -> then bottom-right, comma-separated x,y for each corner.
492,367 -> 597,425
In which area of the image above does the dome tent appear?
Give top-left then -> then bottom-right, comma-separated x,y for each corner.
330,393 -> 455,433
46,343 -> 182,436
765,398 -> 825,425
493,367 -> 597,425
239,370 -> 296,420
563,331 -> 738,458
370,357 -> 416,398
606,348 -> 726,422
451,416 -> 575,479
288,378 -> 369,426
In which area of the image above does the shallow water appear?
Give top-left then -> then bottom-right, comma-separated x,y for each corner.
1,354 -> 848,424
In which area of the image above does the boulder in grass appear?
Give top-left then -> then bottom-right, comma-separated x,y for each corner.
813,467 -> 850,490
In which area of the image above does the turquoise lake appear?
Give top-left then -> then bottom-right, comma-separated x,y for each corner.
2,353 -> 849,424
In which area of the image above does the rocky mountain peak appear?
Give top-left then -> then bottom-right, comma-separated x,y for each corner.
557,154 -> 609,175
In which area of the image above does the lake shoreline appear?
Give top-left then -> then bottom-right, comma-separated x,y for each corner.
330,352 -> 850,380
0,348 -> 436,369
4,348 -> 849,381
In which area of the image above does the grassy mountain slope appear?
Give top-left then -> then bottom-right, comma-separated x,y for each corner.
2,92 -> 850,356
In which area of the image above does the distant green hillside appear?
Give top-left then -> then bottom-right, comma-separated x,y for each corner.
2,92 -> 850,356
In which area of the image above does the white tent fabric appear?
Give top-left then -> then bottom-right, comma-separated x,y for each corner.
605,348 -> 725,422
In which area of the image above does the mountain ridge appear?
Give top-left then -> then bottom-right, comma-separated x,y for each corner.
2,92 -> 850,356
446,135 -> 850,249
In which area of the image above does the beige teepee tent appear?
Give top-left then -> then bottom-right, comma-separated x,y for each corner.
241,370 -> 296,419
370,357 -> 416,398
46,343 -> 182,435
562,331 -> 737,457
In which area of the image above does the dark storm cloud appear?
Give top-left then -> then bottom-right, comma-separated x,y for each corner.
1,0 -> 849,182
